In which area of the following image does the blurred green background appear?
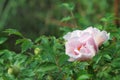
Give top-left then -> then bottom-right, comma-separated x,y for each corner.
0,0 -> 117,39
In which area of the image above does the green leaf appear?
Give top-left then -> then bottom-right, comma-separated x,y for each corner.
58,54 -> 68,66
111,58 -> 120,68
79,62 -> 89,70
61,3 -> 74,11
37,62 -> 57,72
96,25 -> 103,30
16,39 -> 33,53
0,37 -> 7,44
77,74 -> 90,80
100,18 -> 107,22
103,41 -> 110,47
0,50 -> 15,61
116,42 -> 120,49
24,78 -> 33,80
93,53 -> 102,64
21,39 -> 33,53
22,69 -> 35,77
35,36 -> 47,43
61,16 -> 72,22
4,29 -> 23,37
16,39 -> 25,45
104,54 -> 111,60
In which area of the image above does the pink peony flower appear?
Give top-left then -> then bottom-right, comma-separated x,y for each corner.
63,27 -> 110,61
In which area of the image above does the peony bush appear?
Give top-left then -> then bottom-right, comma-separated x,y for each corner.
0,25 -> 120,80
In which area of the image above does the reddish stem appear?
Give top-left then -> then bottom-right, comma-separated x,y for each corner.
114,0 -> 120,27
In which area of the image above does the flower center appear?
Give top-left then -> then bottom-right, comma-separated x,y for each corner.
73,46 -> 82,55
77,46 -> 81,50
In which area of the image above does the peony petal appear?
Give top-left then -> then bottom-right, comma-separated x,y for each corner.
84,27 -> 110,46
63,30 -> 81,41
68,57 -> 76,62
63,32 -> 72,41
71,30 -> 81,38
94,31 -> 110,46
65,37 -> 83,58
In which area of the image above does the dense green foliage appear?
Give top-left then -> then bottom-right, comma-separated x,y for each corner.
0,25 -> 120,80
0,0 -> 120,80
